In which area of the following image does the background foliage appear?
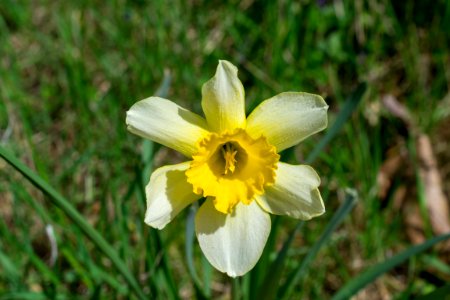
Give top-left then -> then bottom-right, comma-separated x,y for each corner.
1,0 -> 449,299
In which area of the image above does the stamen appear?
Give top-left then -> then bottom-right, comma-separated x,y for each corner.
222,143 -> 238,174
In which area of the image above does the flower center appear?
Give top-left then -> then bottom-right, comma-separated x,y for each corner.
222,143 -> 238,175
186,129 -> 279,214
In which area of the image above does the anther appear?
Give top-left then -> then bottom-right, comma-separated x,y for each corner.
221,143 -> 237,174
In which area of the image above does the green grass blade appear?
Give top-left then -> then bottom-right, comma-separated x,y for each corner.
421,255 -> 450,275
414,284 -> 450,300
25,246 -> 61,287
256,84 -> 365,298
154,69 -> 172,98
248,216 -> 282,298
60,247 -> 94,290
152,230 -> 180,300
0,292 -> 51,300
185,202 -> 210,299
0,248 -> 21,284
280,189 -> 358,299
0,146 -> 146,300
306,82 -> 367,164
201,253 -> 213,296
136,71 -> 182,299
232,277 -> 242,300
258,84 -> 366,298
332,233 -> 450,300
257,221 -> 304,300
89,263 -> 129,295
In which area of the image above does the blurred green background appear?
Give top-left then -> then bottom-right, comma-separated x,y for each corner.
1,0 -> 449,299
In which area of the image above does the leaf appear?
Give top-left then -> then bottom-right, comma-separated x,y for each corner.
414,284 -> 450,300
0,248 -> 21,284
332,233 -> 450,300
186,202 -> 210,299
279,189 -> 358,299
0,292 -> 48,300
306,82 -> 367,164
0,147 -> 146,300
257,84 -> 366,299
256,221 -> 304,300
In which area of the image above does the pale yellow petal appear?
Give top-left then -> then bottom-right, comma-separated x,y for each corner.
145,162 -> 200,229
246,92 -> 328,152
256,162 -> 325,220
126,97 -> 209,157
195,199 -> 270,277
201,60 -> 246,132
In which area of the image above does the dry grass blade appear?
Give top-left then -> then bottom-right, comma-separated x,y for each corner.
383,95 -> 450,249
416,134 -> 450,248
377,146 -> 405,200
403,201 -> 426,245
382,94 -> 413,126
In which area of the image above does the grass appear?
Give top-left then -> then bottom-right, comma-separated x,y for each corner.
1,0 -> 449,299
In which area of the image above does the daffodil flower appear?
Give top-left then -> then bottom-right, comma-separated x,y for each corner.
126,60 -> 328,277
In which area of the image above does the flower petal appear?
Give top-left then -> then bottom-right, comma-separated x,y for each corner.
145,162 -> 200,229
201,60 -> 246,132
256,162 -> 325,220
246,92 -> 328,152
195,199 -> 270,277
126,97 -> 209,157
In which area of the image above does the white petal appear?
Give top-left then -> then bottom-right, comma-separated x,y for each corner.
246,92 -> 328,152
195,199 -> 270,277
145,162 -> 200,229
201,60 -> 246,132
256,162 -> 325,220
126,97 -> 209,157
